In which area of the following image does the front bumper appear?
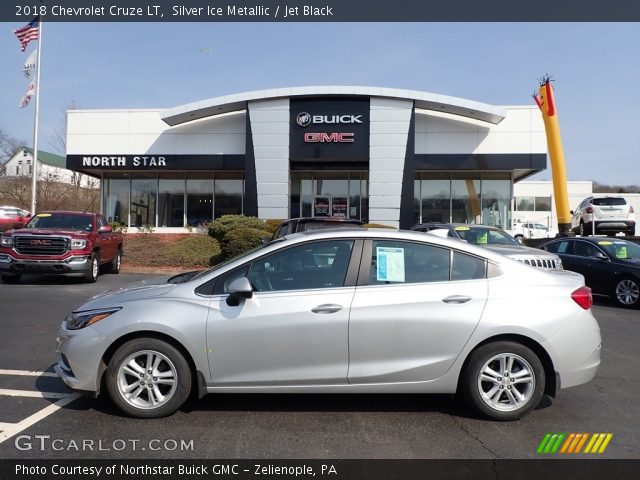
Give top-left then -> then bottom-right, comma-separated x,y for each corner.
0,253 -> 90,275
55,322 -> 111,394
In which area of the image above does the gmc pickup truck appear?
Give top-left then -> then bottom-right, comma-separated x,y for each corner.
0,211 -> 123,283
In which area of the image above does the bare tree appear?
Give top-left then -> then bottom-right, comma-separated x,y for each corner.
0,128 -> 24,169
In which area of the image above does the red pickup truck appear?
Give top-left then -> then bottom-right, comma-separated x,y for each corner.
0,211 -> 123,284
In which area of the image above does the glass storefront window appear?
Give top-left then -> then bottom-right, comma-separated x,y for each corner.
515,196 -> 535,211
103,177 -> 129,226
187,174 -> 214,226
131,174 -> 157,227
481,173 -> 511,228
214,173 -> 243,218
291,172 -> 368,221
452,174 -> 481,224
534,196 -> 552,211
158,176 -> 185,227
420,172 -> 451,223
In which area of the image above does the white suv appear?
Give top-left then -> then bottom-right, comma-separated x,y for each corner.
571,196 -> 635,236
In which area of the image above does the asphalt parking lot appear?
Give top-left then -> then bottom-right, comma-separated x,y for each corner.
0,273 -> 638,459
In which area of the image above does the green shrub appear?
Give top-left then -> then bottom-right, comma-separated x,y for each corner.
165,235 -> 221,268
264,219 -> 285,234
221,227 -> 270,259
208,215 -> 266,241
122,234 -> 220,268
363,223 -> 396,229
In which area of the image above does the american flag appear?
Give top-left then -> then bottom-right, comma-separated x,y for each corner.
14,17 -> 39,52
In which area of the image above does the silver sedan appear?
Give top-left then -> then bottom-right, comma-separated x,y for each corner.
55,229 -> 601,420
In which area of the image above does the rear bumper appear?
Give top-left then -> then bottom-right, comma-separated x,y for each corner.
594,220 -> 635,232
0,253 -> 90,275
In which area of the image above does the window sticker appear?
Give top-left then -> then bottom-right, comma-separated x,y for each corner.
36,213 -> 51,217
376,247 -> 405,283
454,226 -> 470,231
598,241 -> 613,246
477,232 -> 488,244
615,246 -> 628,259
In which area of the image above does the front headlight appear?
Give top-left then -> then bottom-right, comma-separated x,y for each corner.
66,307 -> 121,330
70,238 -> 87,250
1,236 -> 14,247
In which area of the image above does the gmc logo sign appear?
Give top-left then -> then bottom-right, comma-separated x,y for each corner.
29,239 -> 52,246
304,132 -> 355,143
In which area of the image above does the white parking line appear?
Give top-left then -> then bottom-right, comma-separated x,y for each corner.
0,369 -> 58,378
0,393 -> 81,444
0,369 -> 81,444
0,388 -> 73,399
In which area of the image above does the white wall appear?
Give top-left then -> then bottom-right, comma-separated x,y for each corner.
415,106 -> 546,155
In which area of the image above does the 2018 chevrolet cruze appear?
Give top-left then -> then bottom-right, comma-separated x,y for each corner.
55,229 -> 601,420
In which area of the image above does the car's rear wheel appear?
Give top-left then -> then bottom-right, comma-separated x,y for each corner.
613,276 -> 640,308
579,221 -> 591,236
106,338 -> 192,418
460,341 -> 545,421
108,249 -> 122,274
0,273 -> 21,284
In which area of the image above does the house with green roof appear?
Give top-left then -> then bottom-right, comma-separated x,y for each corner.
1,148 -> 99,189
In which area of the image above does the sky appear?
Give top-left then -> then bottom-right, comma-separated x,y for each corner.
1,22 -> 639,184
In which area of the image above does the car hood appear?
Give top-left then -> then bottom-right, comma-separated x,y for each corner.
7,228 -> 89,236
76,277 -> 175,311
483,244 -> 557,258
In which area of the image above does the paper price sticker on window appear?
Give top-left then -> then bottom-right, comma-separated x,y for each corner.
376,247 -> 405,283
616,246 -> 628,259
477,232 -> 488,244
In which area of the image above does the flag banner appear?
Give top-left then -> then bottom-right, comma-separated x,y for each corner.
19,80 -> 36,108
23,48 -> 38,78
14,16 -> 39,52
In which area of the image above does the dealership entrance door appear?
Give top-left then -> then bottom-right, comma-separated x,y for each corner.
291,172 -> 368,222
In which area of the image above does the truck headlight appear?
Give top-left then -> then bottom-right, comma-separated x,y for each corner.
66,307 -> 121,330
0,236 -> 13,247
70,239 -> 87,250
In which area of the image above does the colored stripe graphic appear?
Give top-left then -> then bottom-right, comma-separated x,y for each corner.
538,433 -> 613,454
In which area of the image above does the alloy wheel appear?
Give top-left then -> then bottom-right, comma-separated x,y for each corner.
116,350 -> 178,410
616,279 -> 639,306
477,353 -> 536,412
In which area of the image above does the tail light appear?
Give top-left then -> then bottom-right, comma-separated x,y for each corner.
586,206 -> 593,214
571,286 -> 592,310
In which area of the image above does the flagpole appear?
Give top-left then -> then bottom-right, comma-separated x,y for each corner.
30,18 -> 42,214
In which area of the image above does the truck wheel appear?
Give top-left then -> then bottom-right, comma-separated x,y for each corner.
84,253 -> 99,283
105,338 -> 192,418
108,249 -> 122,274
1,273 -> 21,284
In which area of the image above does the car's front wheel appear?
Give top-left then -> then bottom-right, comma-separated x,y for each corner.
84,253 -> 99,283
0,273 -> 21,284
106,338 -> 192,418
613,276 -> 640,309
460,341 -> 545,421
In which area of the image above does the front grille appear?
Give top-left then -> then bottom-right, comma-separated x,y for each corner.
519,258 -> 558,269
14,236 -> 69,256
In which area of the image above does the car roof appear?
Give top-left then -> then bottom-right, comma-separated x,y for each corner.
414,222 -> 502,231
35,211 -> 94,216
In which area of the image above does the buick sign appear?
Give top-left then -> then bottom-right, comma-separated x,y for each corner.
296,112 -> 311,127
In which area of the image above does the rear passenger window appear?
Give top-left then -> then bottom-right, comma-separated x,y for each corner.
369,240 -> 450,285
543,240 -> 571,254
452,251 -> 486,281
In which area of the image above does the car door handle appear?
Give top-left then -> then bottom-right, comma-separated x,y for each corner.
311,304 -> 343,314
442,295 -> 471,304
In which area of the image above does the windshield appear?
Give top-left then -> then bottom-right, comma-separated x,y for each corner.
25,213 -> 94,232
591,197 -> 626,206
596,240 -> 640,260
455,226 -> 518,246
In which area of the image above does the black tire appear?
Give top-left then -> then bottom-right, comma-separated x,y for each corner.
0,273 -> 21,284
514,234 -> 524,244
106,338 -> 192,418
612,276 -> 640,309
627,227 -> 635,237
108,248 -> 122,274
579,221 -> 591,236
460,341 -> 545,421
84,252 -> 99,283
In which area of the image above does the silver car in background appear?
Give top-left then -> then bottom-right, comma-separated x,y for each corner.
55,229 -> 601,421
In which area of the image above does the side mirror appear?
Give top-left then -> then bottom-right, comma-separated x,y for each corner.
99,225 -> 113,233
593,252 -> 608,261
570,210 -> 574,215
226,276 -> 253,306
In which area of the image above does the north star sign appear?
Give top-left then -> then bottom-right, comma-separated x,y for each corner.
81,156 -> 167,167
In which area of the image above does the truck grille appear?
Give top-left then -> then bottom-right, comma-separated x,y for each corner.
14,236 -> 69,256
519,258 -> 559,269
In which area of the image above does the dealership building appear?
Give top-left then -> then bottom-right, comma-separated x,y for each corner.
66,86 -> 547,230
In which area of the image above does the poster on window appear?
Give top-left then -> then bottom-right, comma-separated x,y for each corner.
331,197 -> 348,218
314,196 -> 330,217
376,247 -> 405,283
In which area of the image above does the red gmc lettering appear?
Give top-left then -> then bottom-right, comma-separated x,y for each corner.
304,132 -> 354,143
